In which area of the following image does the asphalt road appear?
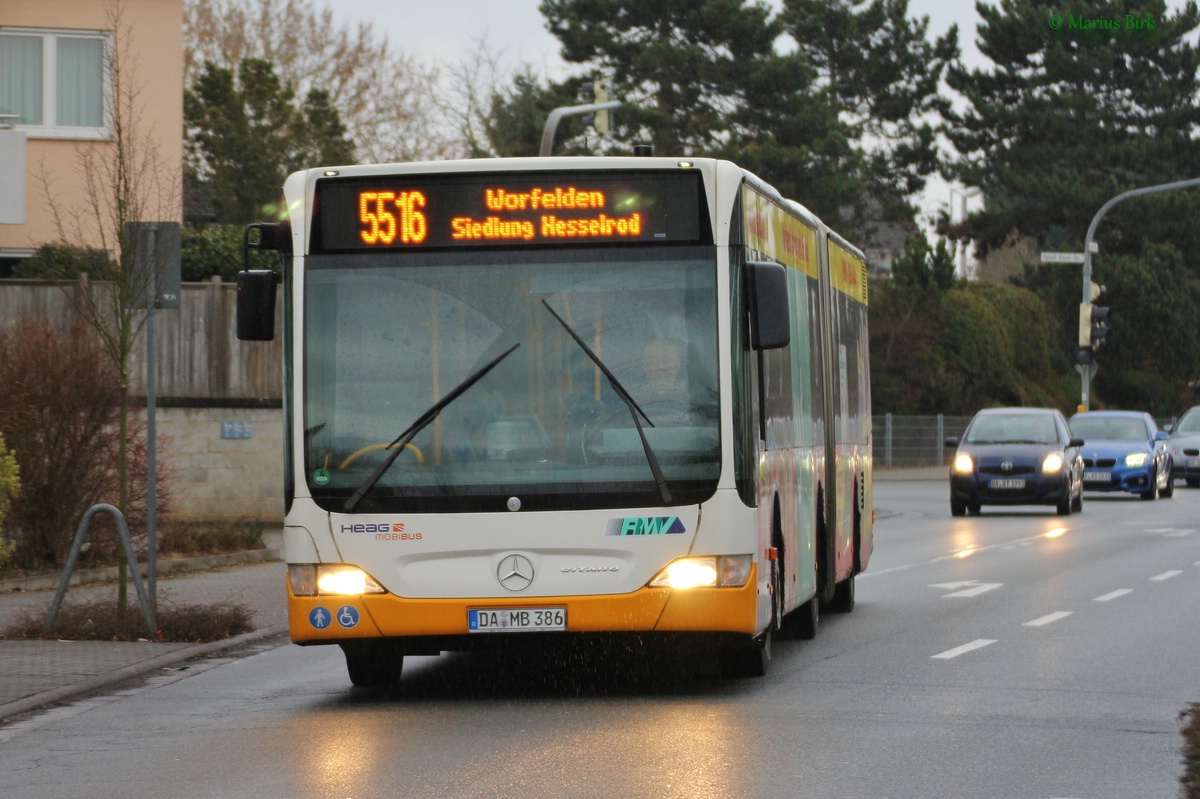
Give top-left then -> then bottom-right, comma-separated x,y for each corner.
0,479 -> 1196,799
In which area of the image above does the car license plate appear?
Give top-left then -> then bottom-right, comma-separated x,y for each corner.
468,607 -> 566,633
989,478 -> 1025,489
1189,458 -> 1200,469
1084,471 -> 1111,482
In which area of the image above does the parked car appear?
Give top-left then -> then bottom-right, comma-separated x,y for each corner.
1166,405 -> 1200,488
1068,410 -> 1173,500
944,407 -> 1084,516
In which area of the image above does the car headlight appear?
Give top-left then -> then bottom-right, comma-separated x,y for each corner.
1042,453 -> 1065,473
648,555 -> 752,589
289,564 -> 387,597
954,454 -> 974,474
1125,453 -> 1148,467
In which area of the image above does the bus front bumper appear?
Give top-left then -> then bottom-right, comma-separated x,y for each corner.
286,568 -> 759,646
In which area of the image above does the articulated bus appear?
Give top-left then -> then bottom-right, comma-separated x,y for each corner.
237,154 -> 872,684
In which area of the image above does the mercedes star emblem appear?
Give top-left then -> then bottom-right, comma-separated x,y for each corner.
497,554 -> 534,592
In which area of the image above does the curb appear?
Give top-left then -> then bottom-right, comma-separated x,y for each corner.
0,623 -> 290,722
0,548 -> 280,594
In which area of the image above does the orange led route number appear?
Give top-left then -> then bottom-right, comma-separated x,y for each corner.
359,191 -> 427,245
357,185 -> 645,247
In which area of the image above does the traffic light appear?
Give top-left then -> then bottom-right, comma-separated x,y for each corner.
1090,303 -> 1110,349
1089,281 -> 1109,351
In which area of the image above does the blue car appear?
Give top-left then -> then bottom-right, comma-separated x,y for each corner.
1068,410 -> 1173,500
945,407 -> 1084,516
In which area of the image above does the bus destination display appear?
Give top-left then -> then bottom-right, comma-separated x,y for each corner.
312,170 -> 705,252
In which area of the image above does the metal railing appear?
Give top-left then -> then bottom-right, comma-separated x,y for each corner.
874,415 -> 972,469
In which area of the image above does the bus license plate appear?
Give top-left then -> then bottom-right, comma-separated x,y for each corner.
468,607 -> 566,633
1084,471 -> 1110,482
990,478 -> 1025,489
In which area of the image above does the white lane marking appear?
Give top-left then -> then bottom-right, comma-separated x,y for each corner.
1145,527 -> 1195,537
1150,570 -> 1182,582
1093,589 -> 1133,602
932,639 -> 997,659
865,528 -> 1073,579
928,580 -> 1003,598
1023,611 -> 1073,627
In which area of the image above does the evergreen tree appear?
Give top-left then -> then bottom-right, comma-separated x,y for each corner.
944,0 -> 1200,255
945,0 -> 1200,409
891,232 -> 958,290
184,58 -> 357,224
777,0 -> 958,232
539,0 -> 783,155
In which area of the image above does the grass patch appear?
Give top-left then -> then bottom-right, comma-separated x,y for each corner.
2,597 -> 253,643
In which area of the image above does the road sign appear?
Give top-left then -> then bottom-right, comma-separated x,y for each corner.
1041,251 -> 1086,263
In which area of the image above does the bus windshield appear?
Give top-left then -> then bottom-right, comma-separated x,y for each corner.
303,245 -> 720,513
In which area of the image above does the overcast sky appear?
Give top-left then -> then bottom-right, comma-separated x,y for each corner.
328,1 -> 987,73
326,1 -> 1199,228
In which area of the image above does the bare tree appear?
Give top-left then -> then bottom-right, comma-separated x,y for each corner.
35,0 -> 181,612
184,0 -> 457,163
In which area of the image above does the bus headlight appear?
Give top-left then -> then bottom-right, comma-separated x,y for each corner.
1125,453 -> 1148,467
289,564 -> 386,596
648,555 -> 752,589
1042,453 -> 1064,473
954,454 -> 974,474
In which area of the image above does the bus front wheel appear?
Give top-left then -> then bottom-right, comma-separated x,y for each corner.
340,643 -> 404,688
718,632 -> 770,678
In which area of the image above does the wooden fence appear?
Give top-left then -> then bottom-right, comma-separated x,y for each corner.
0,278 -> 282,401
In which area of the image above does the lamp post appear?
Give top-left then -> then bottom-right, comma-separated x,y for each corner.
1079,176 -> 1200,409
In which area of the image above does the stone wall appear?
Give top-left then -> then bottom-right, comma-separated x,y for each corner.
157,406 -> 283,523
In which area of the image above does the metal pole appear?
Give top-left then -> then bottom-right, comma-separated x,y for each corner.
539,101 -> 622,157
1080,176 -> 1200,409
146,225 -> 158,606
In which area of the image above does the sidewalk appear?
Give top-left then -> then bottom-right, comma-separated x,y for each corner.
0,535 -> 289,722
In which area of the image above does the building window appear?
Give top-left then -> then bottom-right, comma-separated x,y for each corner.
0,28 -> 110,139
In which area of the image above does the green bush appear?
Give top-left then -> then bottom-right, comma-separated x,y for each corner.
181,224 -> 278,282
0,432 -> 19,571
13,243 -> 111,279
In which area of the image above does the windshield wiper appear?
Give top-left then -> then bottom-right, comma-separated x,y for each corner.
343,342 -> 521,511
541,299 -> 671,503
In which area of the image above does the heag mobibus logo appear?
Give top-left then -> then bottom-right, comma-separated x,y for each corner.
338,522 -> 423,541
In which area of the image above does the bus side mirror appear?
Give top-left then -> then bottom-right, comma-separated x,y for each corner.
237,270 -> 279,341
746,261 -> 790,350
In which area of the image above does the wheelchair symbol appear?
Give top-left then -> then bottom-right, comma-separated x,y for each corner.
336,605 -> 360,629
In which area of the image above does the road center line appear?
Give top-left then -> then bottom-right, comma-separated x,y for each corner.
1150,570 -> 1182,582
1093,589 -> 1132,602
931,639 -> 997,659
1023,611 -> 1073,627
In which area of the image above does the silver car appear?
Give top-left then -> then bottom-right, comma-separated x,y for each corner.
1166,406 -> 1200,487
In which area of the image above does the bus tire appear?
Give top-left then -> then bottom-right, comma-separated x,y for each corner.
827,574 -> 855,613
341,643 -> 404,688
783,593 -> 819,641
718,632 -> 770,678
